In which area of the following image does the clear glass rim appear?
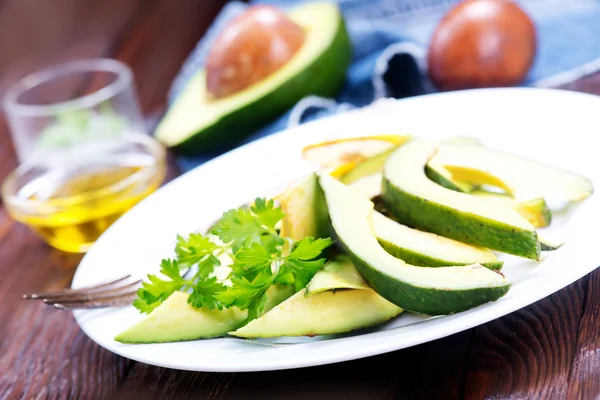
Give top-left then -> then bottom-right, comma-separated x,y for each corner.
1,133 -> 166,210
3,58 -> 133,118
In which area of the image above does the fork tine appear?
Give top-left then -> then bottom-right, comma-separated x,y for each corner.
53,292 -> 138,310
41,280 -> 142,303
24,274 -> 133,299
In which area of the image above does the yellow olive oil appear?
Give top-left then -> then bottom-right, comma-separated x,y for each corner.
7,163 -> 165,253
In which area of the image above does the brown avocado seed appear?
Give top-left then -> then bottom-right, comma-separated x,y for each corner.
205,5 -> 306,99
427,0 -> 537,91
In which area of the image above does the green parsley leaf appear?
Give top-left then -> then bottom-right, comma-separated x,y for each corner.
289,237 -> 334,260
230,241 -> 276,281
211,198 -> 284,252
133,261 -> 185,314
175,233 -> 218,269
132,297 -> 160,314
250,198 -> 285,230
188,276 -> 227,310
132,197 -> 334,318
274,268 -> 295,286
280,238 -> 334,291
158,259 -> 185,282
196,253 -> 221,280
280,258 -> 328,292
218,274 -> 274,321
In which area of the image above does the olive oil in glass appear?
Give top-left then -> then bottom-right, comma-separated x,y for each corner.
1,59 -> 166,252
2,135 -> 166,252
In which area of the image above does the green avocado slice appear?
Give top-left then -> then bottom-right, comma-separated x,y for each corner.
230,254 -> 402,338
340,148 -> 397,185
305,254 -> 372,295
155,2 -> 352,154
340,146 -> 476,193
114,291 -> 246,344
230,288 -> 402,338
470,189 -> 552,228
114,284 -> 294,344
281,172 -> 503,271
372,211 -> 503,270
382,139 -> 540,260
319,173 -> 511,315
430,142 -> 593,204
114,248 -> 295,344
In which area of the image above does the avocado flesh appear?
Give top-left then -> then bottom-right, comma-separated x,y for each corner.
305,254 -> 372,295
340,148 -> 397,184
341,141 -> 556,229
372,212 -> 503,270
349,172 -> 551,230
284,170 -> 502,270
114,292 -> 245,344
155,2 -> 352,154
425,160 -> 476,193
278,173 -> 329,241
231,288 -> 402,338
319,173 -> 511,315
430,143 -> 594,203
114,249 -> 295,344
229,253 -> 402,338
341,147 -> 475,193
115,283 -> 295,344
382,140 -> 540,260
470,189 -> 551,228
114,284 -> 294,344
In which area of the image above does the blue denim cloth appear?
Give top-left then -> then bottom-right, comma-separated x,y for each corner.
171,0 -> 600,172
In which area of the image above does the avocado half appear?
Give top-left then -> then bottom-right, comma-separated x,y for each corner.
155,2 -> 352,154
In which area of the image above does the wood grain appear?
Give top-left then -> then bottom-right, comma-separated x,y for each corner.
0,1 -> 599,399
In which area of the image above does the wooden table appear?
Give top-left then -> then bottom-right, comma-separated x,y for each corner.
1,1 -> 599,399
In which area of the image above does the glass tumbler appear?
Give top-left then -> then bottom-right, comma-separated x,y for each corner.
1,59 -> 167,253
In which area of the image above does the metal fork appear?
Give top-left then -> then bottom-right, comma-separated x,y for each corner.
23,274 -> 142,310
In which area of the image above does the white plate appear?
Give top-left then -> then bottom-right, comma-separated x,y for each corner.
72,88 -> 600,372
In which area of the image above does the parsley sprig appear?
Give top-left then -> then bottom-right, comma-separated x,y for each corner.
133,198 -> 333,321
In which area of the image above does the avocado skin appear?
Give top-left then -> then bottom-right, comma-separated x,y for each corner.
517,198 -> 552,228
425,165 -> 473,193
171,15 -> 353,155
381,178 -> 541,260
377,238 -> 503,271
337,236 -> 511,316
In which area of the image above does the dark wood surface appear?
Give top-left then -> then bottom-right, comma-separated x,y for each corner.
1,2 -> 599,399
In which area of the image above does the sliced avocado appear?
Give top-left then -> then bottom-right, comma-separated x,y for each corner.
346,175 -> 502,269
230,288 -> 402,338
382,139 -> 540,260
305,254 -> 371,295
340,148 -> 397,184
430,142 -> 594,204
155,2 -> 352,154
114,250 -> 294,344
471,189 -> 552,228
114,284 -> 294,344
372,211 -> 503,270
278,173 -> 329,241
231,253 -> 401,338
348,172 -> 551,230
288,171 -> 502,271
318,173 -> 511,315
425,159 -> 476,193
513,198 -> 552,229
114,291 -> 246,344
340,146 -> 475,193
347,172 -> 384,199
538,233 -> 564,251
